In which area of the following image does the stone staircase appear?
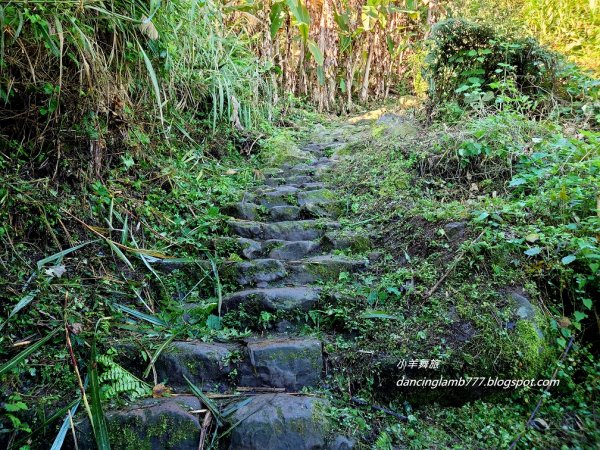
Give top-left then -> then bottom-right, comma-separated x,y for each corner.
78,142 -> 364,449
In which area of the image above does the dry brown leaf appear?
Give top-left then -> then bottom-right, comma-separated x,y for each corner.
558,316 -> 572,328
152,383 -> 172,398
139,17 -> 159,41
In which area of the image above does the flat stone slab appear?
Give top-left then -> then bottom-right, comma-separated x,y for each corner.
155,341 -> 240,390
266,240 -> 322,260
285,256 -> 368,284
223,202 -> 261,221
228,220 -> 339,241
268,205 -> 301,221
223,259 -> 287,286
76,396 -> 202,450
297,189 -> 336,206
222,287 -> 321,312
228,394 -> 330,450
239,338 -> 323,390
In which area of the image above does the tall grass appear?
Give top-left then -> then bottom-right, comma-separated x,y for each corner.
0,0 -> 274,178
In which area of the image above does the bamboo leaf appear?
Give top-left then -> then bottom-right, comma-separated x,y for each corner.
37,241 -> 97,270
184,375 -> 222,425
1,290 -> 38,330
113,304 -> 167,327
50,399 -> 81,450
0,328 -> 60,376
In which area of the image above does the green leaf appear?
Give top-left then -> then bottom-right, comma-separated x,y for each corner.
573,311 -> 587,322
561,254 -> 576,265
138,42 -> 164,126
113,304 -> 167,327
582,298 -> 592,310
184,375 -> 222,425
0,328 -> 60,376
360,311 -> 401,320
286,0 -> 310,41
307,40 -> 324,66
1,290 -> 38,331
37,240 -> 97,270
269,2 -> 285,39
89,332 -> 111,450
524,247 -> 541,256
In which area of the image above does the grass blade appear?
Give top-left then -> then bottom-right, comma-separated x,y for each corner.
113,303 -> 167,327
143,334 -> 176,379
208,256 -> 223,317
37,240 -> 97,270
138,42 -> 164,126
50,399 -> 81,450
184,375 -> 222,425
0,290 -> 38,331
0,328 -> 60,376
89,327 -> 111,449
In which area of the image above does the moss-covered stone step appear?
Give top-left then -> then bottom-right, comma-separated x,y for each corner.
284,255 -> 368,285
150,338 -> 322,392
222,287 -> 322,312
220,256 -> 367,287
74,396 -> 203,450
227,219 -> 340,241
74,394 -> 343,450
227,394 -> 332,450
238,338 -> 322,390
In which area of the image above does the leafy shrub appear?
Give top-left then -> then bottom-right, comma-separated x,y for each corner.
424,18 -> 557,108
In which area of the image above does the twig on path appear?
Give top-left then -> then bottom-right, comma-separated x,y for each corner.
198,411 -> 213,450
423,229 -> 486,300
508,335 -> 576,450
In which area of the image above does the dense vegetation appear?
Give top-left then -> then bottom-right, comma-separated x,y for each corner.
0,0 -> 598,449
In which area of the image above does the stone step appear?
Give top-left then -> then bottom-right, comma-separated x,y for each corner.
152,338 -> 322,392
74,396 -> 203,449
218,237 -> 324,260
74,394 -> 336,450
222,286 -> 322,312
227,219 -> 339,241
220,256 -> 367,287
228,394 -> 331,450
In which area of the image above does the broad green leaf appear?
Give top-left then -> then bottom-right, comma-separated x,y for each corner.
270,2 -> 285,39
524,246 -> 541,256
573,311 -> 587,322
307,40 -> 324,66
561,254 -> 576,265
582,298 -> 592,310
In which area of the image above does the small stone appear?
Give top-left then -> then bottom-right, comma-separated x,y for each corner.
444,222 -> 466,241
329,436 -> 356,450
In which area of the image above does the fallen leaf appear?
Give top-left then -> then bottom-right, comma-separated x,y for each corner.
525,233 -> 539,243
152,383 -> 172,398
44,265 -> 66,278
558,317 -> 571,328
